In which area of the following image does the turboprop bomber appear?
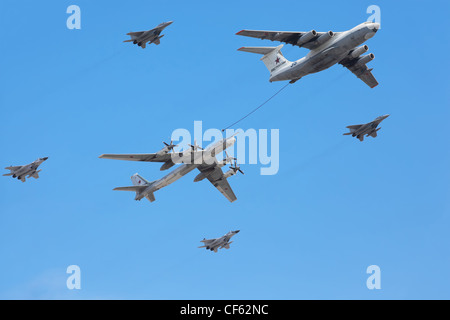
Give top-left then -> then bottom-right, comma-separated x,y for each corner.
3,157 -> 48,182
99,135 -> 243,203
123,21 -> 173,49
237,21 -> 380,88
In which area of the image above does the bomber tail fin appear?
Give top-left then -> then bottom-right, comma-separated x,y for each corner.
238,45 -> 289,75
114,174 -> 157,202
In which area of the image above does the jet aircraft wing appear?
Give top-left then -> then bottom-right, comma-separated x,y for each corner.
198,166 -> 237,203
126,31 -> 145,37
346,125 -> 363,130
4,166 -> 22,171
236,29 -> 341,50
339,58 -> 379,88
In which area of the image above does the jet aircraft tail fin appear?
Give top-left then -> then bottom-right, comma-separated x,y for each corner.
29,169 -> 41,179
238,45 -> 289,74
131,173 -> 150,186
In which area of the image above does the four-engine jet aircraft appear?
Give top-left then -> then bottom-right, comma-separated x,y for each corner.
123,21 -> 173,49
3,157 -> 48,182
198,230 -> 240,253
99,135 -> 242,203
344,114 -> 389,141
237,21 -> 380,88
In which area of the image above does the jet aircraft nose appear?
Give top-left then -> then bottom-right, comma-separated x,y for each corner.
372,23 -> 380,32
234,230 -> 240,233
42,157 -> 48,161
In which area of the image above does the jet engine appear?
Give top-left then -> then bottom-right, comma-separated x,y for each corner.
356,53 -> 375,66
350,45 -> 369,58
296,30 -> 317,46
314,31 -> 334,46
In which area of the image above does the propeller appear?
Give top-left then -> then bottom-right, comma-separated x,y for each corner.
229,160 -> 244,175
223,151 -> 236,164
189,140 -> 203,151
163,140 -> 177,153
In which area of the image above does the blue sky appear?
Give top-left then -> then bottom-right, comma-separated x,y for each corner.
0,0 -> 449,299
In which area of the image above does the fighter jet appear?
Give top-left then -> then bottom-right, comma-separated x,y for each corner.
123,21 -> 173,49
99,135 -> 242,203
344,115 -> 389,141
3,157 -> 48,182
198,230 -> 240,253
236,21 -> 380,88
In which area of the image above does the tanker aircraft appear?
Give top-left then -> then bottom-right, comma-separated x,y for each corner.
237,21 -> 380,88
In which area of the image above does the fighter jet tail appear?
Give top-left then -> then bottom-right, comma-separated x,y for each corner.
238,45 -> 290,74
29,169 -> 41,179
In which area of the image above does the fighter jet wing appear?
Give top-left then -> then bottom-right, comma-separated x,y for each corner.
236,29 -> 341,50
126,31 -> 145,36
339,58 -> 379,88
4,166 -> 22,171
198,166 -> 237,203
346,125 -> 363,130
99,151 -> 204,163
200,238 -> 216,244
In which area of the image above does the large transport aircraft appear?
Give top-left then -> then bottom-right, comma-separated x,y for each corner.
237,21 -> 380,88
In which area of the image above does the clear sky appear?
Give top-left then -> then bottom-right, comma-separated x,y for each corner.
0,0 -> 449,299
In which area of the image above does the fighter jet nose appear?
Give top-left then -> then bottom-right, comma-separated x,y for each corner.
42,157 -> 48,161
235,230 -> 240,233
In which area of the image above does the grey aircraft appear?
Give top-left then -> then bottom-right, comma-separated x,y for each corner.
344,114 -> 389,141
123,21 -> 173,49
198,230 -> 240,253
99,135 -> 242,203
237,21 -> 380,88
3,157 -> 48,182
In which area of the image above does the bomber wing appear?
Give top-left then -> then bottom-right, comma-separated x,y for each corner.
236,29 -> 341,50
99,151 -> 204,163
197,166 -> 237,203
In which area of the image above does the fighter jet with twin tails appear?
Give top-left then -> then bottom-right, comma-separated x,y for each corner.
3,157 -> 48,182
199,230 -> 240,253
344,114 -> 389,141
123,21 -> 173,49
237,21 -> 380,88
99,135 -> 242,203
